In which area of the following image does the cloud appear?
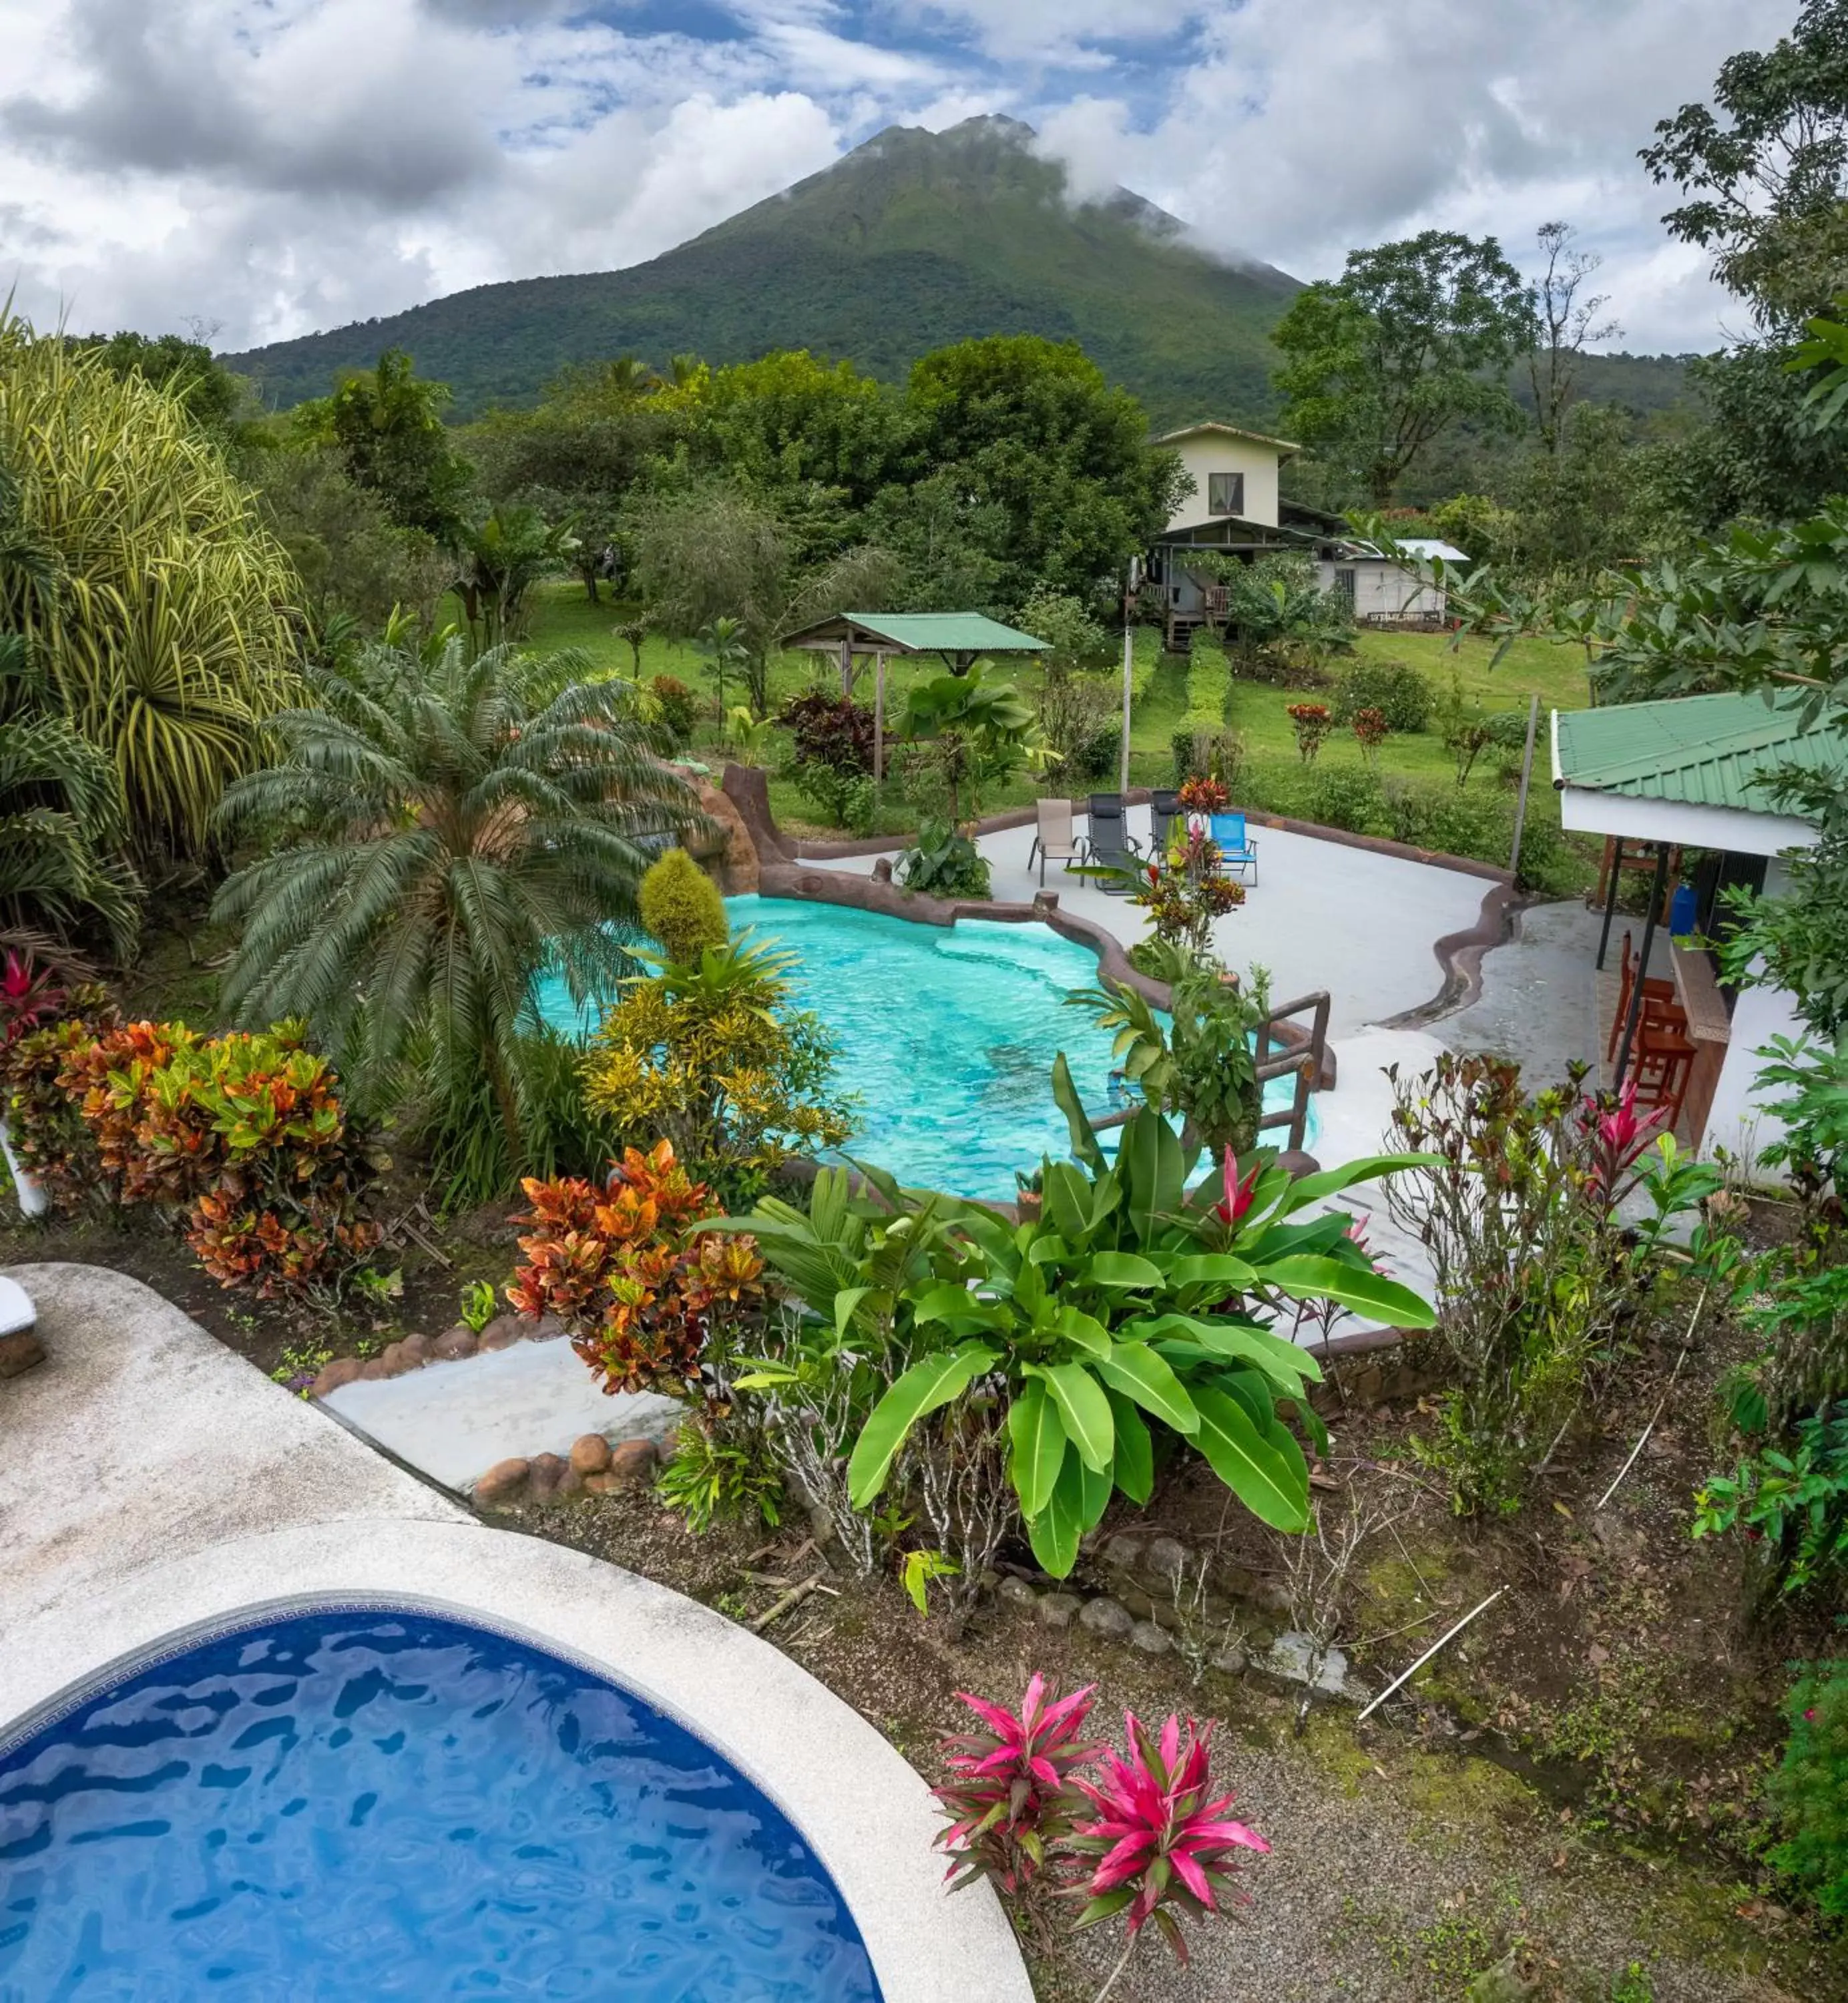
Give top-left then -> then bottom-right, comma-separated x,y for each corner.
0,0 -> 1811,354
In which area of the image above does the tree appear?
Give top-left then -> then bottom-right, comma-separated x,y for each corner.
662,350 -> 901,505
0,314 -> 300,859
463,365 -> 674,602
246,447 -> 448,639
1643,0 -> 1848,330
294,348 -> 474,543
1273,231 -> 1536,504
1528,222 -> 1621,456
630,481 -> 895,715
902,337 -> 1183,606
212,635 -> 698,1178
455,502 -> 578,648
72,330 -> 247,438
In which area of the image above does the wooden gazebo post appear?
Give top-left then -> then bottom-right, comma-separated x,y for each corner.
873,652 -> 886,781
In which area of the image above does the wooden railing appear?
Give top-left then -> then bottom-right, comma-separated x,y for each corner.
1254,989 -> 1331,1156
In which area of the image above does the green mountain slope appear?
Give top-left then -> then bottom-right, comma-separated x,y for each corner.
222,113 -> 1694,433
222,116 -> 1303,426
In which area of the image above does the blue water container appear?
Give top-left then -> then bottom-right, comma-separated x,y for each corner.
1669,883 -> 1698,938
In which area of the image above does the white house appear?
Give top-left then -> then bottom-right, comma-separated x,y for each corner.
1146,422 -> 1463,644
1552,691 -> 1845,1181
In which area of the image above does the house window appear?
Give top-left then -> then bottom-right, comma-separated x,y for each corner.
1333,568 -> 1357,605
1206,471 -> 1244,516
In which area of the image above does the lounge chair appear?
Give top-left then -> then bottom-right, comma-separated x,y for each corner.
1150,789 -> 1182,855
1080,794 -> 1142,895
1028,797 -> 1081,886
1209,811 -> 1258,885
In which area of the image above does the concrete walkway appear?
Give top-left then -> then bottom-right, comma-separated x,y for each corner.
814,805 -> 1496,1036
320,1333 -> 680,1492
1435,897 -> 1606,1083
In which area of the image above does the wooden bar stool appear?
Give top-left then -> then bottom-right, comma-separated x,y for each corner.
1608,929 -> 1678,1061
1626,996 -> 1696,1127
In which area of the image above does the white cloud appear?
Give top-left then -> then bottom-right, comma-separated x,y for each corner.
0,0 -> 1813,353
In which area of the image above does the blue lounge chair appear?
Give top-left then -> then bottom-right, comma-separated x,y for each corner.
1210,811 -> 1258,885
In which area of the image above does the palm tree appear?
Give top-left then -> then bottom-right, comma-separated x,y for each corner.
212,634 -> 700,1171
456,503 -> 580,648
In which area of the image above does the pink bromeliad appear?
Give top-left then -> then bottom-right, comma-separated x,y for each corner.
1070,1710 -> 1268,1967
1213,1146 -> 1260,1228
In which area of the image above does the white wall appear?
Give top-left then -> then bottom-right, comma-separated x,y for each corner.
1316,557 -> 1446,622
1167,433 -> 1282,531
1700,859 -> 1807,1185
1703,973 -> 1805,1182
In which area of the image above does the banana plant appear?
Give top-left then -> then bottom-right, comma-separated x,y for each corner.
732,1069 -> 1438,1578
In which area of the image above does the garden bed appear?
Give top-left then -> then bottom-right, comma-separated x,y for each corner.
473,1241 -> 1848,2002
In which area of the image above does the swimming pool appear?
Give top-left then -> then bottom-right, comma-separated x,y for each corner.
0,1608 -> 879,2001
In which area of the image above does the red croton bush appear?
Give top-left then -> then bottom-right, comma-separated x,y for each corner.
507,1139 -> 766,1405
1,974 -> 382,1299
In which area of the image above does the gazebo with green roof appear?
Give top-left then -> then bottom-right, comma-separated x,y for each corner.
779,610 -> 1050,778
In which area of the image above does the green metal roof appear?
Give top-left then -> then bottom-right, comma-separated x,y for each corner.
780,611 -> 1049,655
1553,692 -> 1847,815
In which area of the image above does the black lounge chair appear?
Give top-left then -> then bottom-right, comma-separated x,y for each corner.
1150,788 -> 1182,855
1080,793 -> 1142,895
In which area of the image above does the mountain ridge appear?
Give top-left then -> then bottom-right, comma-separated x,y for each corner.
220,116 -> 1693,433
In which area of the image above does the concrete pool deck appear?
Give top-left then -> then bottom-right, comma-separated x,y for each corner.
809,803 -> 1501,1036
0,1263 -> 1033,2003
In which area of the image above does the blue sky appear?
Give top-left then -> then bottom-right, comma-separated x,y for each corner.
0,0 -> 1802,354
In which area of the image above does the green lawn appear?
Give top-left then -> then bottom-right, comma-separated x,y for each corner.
515,582 -> 1598,888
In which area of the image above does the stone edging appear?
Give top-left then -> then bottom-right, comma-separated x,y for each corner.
1379,879 -> 1522,1029
307,1312 -> 565,1401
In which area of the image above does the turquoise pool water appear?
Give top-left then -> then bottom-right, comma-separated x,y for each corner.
533,894 -> 1311,1200
0,1608 -> 879,2001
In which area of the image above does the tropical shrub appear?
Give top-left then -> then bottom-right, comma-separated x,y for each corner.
735,1086 -> 1433,1578
1068,1709 -> 1268,1968
1695,1407 -> 1848,1596
794,764 -> 879,833
213,634 -> 697,1197
899,662 -> 1046,821
649,674 -> 702,741
1287,702 -> 1333,764
1175,776 -> 1228,815
934,1675 -> 1099,1898
897,819 -> 991,899
0,314 -> 300,857
507,1139 -> 766,1404
580,934 -> 854,1204
1036,667 -> 1117,781
655,1415 -> 784,1534
1124,825 -> 1244,956
1351,705 -> 1389,767
1765,1660 -> 1848,1921
779,689 -> 875,774
1170,724 -> 1246,794
1073,967 -> 1270,1159
1333,658 -> 1433,733
1385,1059 -> 1720,1514
638,848 -> 729,963
1305,766 -> 1381,833
7,1011 -> 380,1295
931,1677 -> 1267,1973
1212,551 -> 1353,676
